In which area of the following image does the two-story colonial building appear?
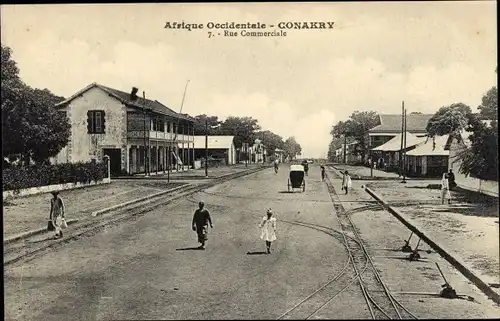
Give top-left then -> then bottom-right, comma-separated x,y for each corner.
51,83 -> 195,176
367,114 -> 433,148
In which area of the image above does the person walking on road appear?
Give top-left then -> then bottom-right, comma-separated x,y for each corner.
259,209 -> 277,254
320,165 -> 326,181
441,173 -> 452,205
49,191 -> 66,239
342,171 -> 352,195
192,201 -> 213,250
274,159 -> 279,174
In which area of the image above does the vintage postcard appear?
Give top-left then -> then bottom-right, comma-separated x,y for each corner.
2,2 -> 498,320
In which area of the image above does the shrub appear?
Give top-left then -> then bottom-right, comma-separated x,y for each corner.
2,161 -> 108,191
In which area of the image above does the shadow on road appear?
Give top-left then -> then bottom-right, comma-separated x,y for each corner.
176,247 -> 205,251
246,251 -> 268,255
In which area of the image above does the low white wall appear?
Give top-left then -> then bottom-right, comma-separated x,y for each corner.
455,172 -> 498,198
3,178 -> 111,200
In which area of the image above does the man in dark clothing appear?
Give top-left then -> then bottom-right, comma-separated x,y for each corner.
320,165 -> 326,181
448,169 -> 456,190
192,201 -> 213,249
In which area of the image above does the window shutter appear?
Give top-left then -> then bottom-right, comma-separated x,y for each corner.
101,110 -> 106,133
87,111 -> 93,133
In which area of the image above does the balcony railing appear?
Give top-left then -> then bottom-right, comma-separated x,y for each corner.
127,130 -> 194,142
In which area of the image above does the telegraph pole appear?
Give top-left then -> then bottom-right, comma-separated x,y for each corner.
205,118 -> 209,178
343,132 -> 347,171
400,101 -> 405,178
143,91 -> 149,176
402,107 -> 407,183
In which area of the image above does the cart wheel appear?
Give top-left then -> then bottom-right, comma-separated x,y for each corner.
303,181 -> 306,192
287,180 -> 290,192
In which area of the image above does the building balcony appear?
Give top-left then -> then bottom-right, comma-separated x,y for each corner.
127,130 -> 194,142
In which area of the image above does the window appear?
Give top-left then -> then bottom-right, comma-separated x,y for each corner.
87,110 -> 106,134
166,122 -> 171,133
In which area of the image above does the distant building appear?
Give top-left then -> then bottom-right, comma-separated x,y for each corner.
405,134 -> 449,177
367,114 -> 433,149
51,83 -> 195,176
191,136 -> 237,165
371,132 -> 426,171
274,148 -> 285,162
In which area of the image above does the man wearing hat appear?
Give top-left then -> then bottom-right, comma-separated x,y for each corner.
192,201 -> 213,250
49,191 -> 66,239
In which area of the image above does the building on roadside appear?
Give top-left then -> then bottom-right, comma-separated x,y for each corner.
445,128 -> 498,197
367,114 -> 432,149
191,136 -> 237,166
274,148 -> 285,163
51,83 -> 195,176
251,139 -> 267,163
405,134 -> 449,177
370,132 -> 426,171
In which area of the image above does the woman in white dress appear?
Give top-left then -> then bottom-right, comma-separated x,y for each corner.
342,171 -> 352,195
259,209 -> 277,254
441,173 -> 451,204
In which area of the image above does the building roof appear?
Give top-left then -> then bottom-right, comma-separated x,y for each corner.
406,134 -> 450,156
55,83 -> 194,121
368,114 -> 433,134
371,132 -> 426,151
190,136 -> 235,149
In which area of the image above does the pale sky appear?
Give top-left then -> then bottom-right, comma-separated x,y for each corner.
1,2 -> 497,158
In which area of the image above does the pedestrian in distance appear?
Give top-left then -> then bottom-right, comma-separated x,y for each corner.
448,169 -> 457,191
192,201 -> 213,250
49,191 -> 66,239
259,209 -> 277,254
441,173 -> 452,205
342,170 -> 352,195
320,165 -> 326,181
274,158 -> 279,174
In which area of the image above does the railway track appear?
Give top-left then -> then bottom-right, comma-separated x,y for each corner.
326,170 -> 417,319
273,171 -> 418,320
4,166 -> 268,266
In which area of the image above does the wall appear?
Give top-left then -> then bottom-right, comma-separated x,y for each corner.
449,138 -> 498,197
61,86 -> 128,170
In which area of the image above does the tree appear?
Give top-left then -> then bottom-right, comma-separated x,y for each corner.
426,103 -> 472,138
219,116 -> 261,148
477,87 -> 498,120
458,114 -> 498,181
283,136 -> 302,160
1,45 -> 70,165
192,114 -> 222,135
456,75 -> 498,181
330,111 -> 380,159
254,130 -> 284,155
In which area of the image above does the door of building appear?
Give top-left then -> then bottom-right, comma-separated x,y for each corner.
103,148 -> 122,177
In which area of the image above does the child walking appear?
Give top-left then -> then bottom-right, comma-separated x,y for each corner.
259,209 -> 277,254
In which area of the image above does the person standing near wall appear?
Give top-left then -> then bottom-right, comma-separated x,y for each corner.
448,169 -> 456,191
441,173 -> 452,204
